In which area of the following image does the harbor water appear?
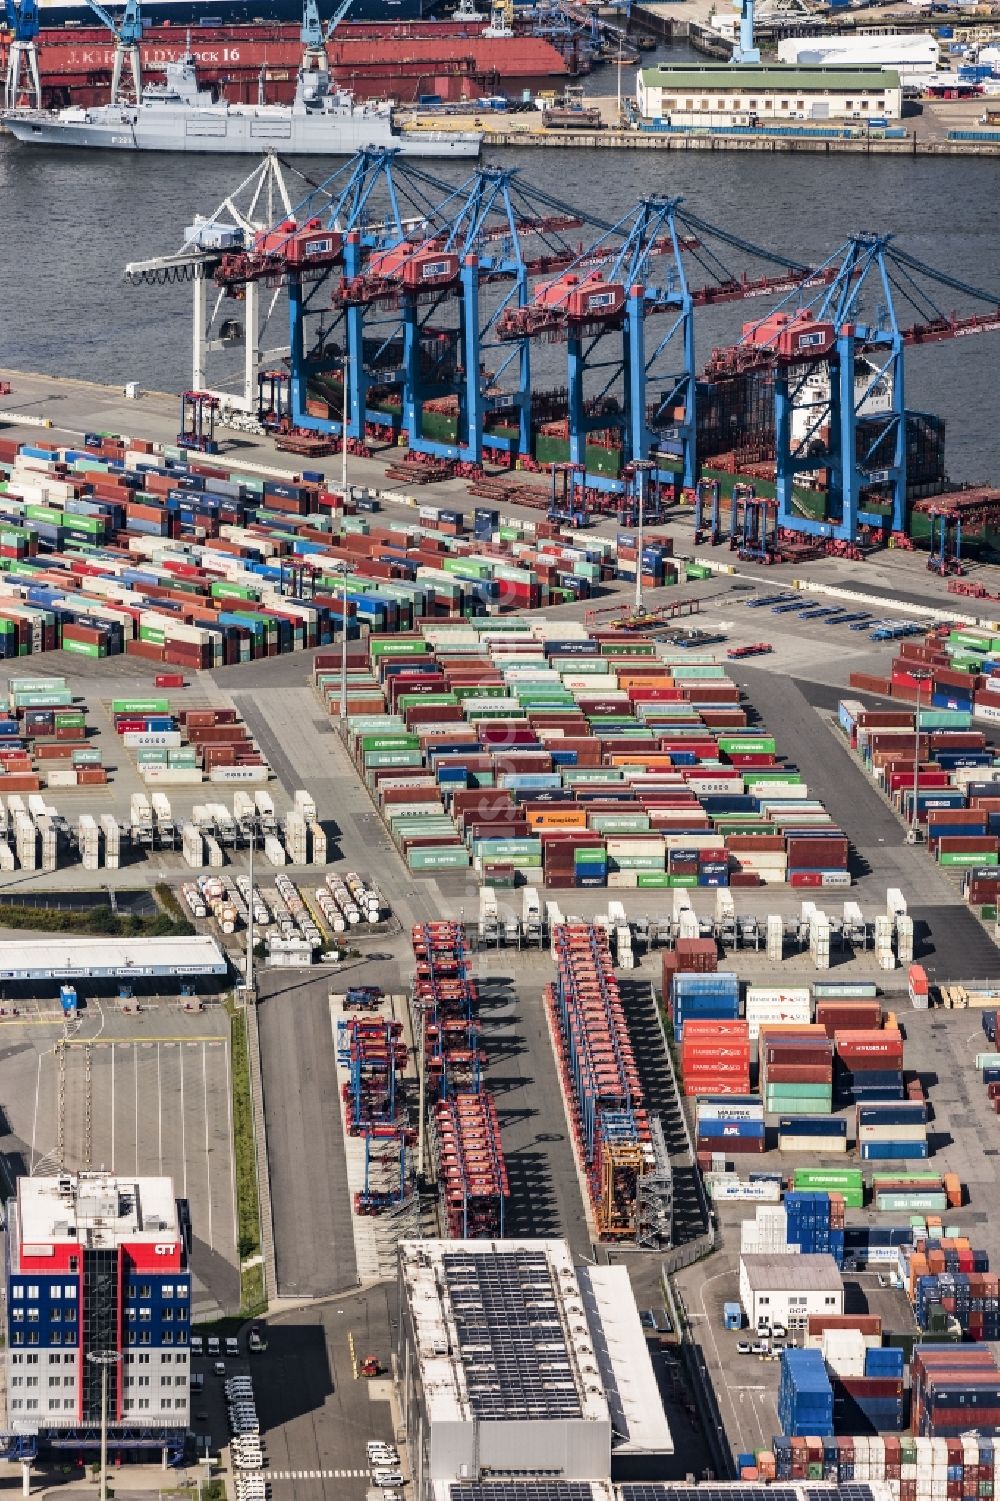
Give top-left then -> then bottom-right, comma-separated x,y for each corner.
0,122 -> 998,484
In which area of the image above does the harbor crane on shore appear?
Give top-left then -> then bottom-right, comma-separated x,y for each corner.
732,0 -> 760,64
704,231 -> 1000,542
125,154 -> 297,413
496,193 -> 832,492
300,0 -> 352,73
84,0 -> 145,103
2,0 -> 41,110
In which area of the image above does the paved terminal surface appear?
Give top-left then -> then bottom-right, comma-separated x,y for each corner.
0,371 -> 999,1481
0,1002 -> 239,1318
256,970 -> 359,1299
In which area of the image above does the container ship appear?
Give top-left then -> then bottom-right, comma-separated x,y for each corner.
0,17 -> 573,106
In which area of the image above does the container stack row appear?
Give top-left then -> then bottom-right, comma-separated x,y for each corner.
841,639 -> 1000,916
328,619 -> 852,884
544,922 -> 653,1239
750,1430 -> 1000,1493
778,1348 -> 834,1438
411,922 -> 509,1238
680,1019 -> 751,1097
759,1024 -> 835,1116
0,675 -> 100,792
0,438 -> 664,655
898,1239 -> 996,1337
910,1345 -> 1000,1435
695,1094 -> 765,1156
669,968 -> 740,1041
856,1100 -> 928,1161
112,699 -> 270,786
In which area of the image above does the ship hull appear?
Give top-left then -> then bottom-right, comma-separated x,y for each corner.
3,108 -> 481,154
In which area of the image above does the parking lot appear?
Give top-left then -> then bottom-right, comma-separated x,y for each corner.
0,1003 -> 239,1317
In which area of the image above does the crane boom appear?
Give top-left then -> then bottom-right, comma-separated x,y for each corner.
84,0 -> 144,101
3,0 -> 41,108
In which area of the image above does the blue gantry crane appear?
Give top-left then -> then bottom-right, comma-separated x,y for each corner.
705,231 -> 1000,542
84,0 -> 145,103
496,194 -> 828,492
3,0 -> 41,110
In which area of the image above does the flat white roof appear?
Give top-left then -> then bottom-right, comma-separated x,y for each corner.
577,1265 -> 673,1456
17,1172 -> 180,1249
741,1253 -> 843,1292
399,1239 -> 610,1427
0,934 -> 228,980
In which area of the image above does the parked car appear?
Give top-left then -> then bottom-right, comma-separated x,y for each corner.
737,1341 -> 752,1355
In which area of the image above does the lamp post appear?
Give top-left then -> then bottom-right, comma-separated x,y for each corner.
334,562 -> 350,721
632,460 -> 656,613
246,820 -> 256,995
341,359 -> 349,503
87,1350 -> 122,1501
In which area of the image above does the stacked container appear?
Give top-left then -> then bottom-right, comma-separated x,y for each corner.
792,1166 -> 864,1208
836,1028 -> 904,1102
910,1345 -> 1000,1435
777,1348 -> 834,1438
759,1025 -> 834,1116
668,970 -> 739,1042
696,1094 -> 765,1156
856,1100 -> 929,1160
680,1018 -> 751,1098
784,1190 -> 846,1266
753,1432 -> 1000,1493
778,1115 -> 848,1154
745,985 -> 812,1052
814,998 -> 882,1036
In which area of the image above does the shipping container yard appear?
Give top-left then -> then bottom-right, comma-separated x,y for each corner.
2,123 -> 1000,1498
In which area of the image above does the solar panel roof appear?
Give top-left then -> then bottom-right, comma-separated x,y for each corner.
442,1248 -> 583,1421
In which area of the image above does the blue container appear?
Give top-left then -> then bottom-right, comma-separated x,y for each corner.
860,1140 -> 929,1160
857,1103 -> 927,1126
778,1116 -> 847,1137
865,1346 -> 904,1378
698,1119 -> 765,1140
778,1349 -> 834,1438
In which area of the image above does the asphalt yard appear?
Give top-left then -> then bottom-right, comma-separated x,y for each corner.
0,1003 -> 239,1317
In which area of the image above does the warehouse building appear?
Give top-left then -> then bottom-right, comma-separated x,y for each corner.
777,32 -> 940,86
396,1239 -> 671,1501
636,65 -> 902,126
6,1173 -> 190,1451
739,1252 -> 844,1330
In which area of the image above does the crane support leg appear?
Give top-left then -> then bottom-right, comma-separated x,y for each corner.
6,41 -> 41,109
461,260 -> 484,463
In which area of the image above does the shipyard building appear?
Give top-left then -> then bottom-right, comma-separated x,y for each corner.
6,1173 -> 190,1453
637,65 -> 902,126
396,1239 -> 671,1501
739,1252 -> 845,1330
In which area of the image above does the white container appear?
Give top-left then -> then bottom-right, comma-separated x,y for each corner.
209,766 -> 269,784
142,766 -> 204,785
308,821 -> 327,864
264,835 -> 286,867
123,731 -> 182,749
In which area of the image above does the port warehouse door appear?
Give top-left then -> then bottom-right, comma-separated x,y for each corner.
811,102 -> 831,119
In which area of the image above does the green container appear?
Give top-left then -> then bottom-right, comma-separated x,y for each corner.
364,750 -> 424,769
407,846 -> 471,871
667,873 -> 699,887
135,750 -> 169,765
793,1167 -> 863,1191
719,736 -> 776,755
636,871 -> 671,888
941,850 -> 998,867
369,637 -> 428,658
71,748 -> 102,765
61,636 -> 104,658
875,1191 -> 948,1213
359,735 -> 421,753
111,698 -> 170,715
